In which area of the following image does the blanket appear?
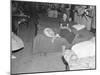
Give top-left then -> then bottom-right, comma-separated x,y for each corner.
64,37 -> 95,70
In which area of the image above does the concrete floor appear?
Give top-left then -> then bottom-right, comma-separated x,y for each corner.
11,14 -> 67,74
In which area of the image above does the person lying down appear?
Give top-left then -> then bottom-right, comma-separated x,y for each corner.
63,37 -> 95,70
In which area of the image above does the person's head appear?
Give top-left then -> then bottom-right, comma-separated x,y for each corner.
44,28 -> 55,37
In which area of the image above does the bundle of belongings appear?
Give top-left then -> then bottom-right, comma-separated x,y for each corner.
11,32 -> 24,59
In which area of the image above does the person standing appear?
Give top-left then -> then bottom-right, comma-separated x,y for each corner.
74,5 -> 92,31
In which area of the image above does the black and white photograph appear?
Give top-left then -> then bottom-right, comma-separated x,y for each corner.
11,0 -> 96,74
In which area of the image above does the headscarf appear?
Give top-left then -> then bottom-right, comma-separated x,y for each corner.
44,28 -> 55,38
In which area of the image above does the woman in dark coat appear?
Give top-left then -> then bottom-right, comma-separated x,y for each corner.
59,12 -> 76,45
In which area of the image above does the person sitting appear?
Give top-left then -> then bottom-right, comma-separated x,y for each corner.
59,14 -> 76,44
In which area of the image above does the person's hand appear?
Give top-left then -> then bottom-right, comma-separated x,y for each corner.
51,34 -> 61,43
